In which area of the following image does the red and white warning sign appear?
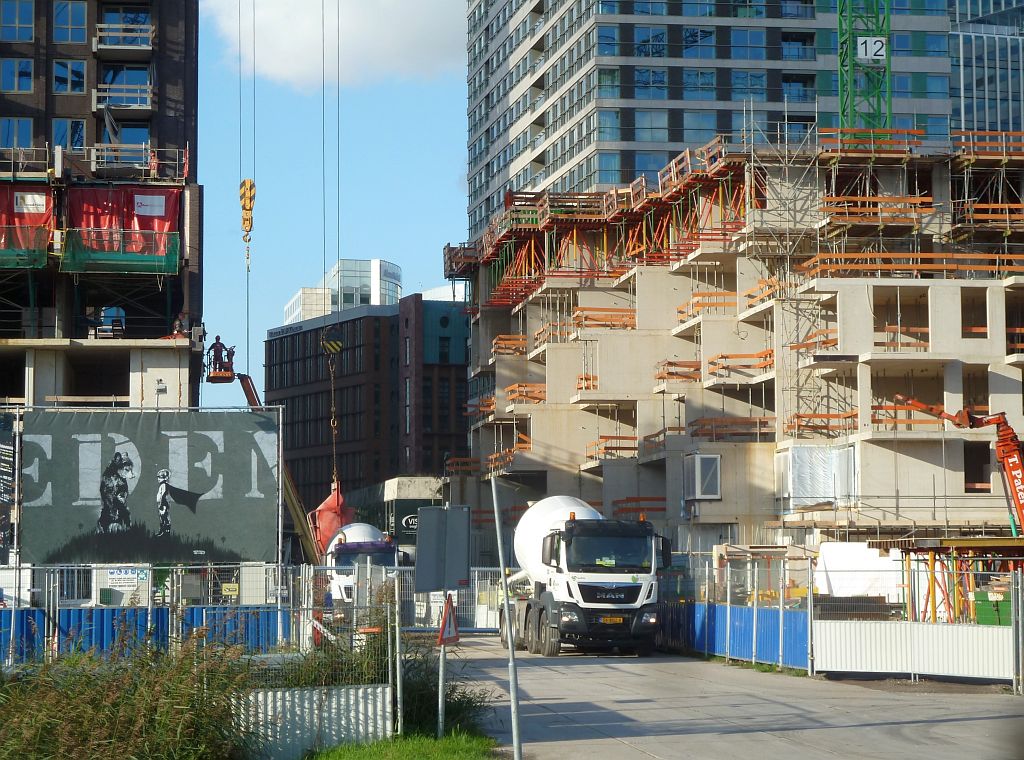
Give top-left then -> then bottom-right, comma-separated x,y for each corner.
437,593 -> 460,645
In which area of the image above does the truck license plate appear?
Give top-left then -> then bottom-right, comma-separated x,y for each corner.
600,616 -> 623,624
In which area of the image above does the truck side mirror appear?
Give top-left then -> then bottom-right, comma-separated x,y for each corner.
541,534 -> 557,566
659,537 -> 672,569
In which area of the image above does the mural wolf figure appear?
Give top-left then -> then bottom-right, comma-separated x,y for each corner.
97,452 -> 134,533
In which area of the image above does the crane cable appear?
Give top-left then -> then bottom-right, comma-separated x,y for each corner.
318,0 -> 342,486
238,0 -> 256,376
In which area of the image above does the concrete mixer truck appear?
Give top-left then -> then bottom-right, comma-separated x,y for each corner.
501,495 -> 671,657
324,523 -> 401,604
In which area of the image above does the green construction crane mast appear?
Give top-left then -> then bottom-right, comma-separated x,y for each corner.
838,0 -> 892,130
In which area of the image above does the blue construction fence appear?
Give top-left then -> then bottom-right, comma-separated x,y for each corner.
659,602 -> 809,670
0,605 -> 290,663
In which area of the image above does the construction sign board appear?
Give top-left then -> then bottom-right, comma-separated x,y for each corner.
437,593 -> 459,645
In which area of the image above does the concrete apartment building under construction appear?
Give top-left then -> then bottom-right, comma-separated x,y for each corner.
445,126 -> 1024,555
0,0 -> 202,409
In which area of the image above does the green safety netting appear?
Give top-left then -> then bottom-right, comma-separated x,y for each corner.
61,229 -> 180,275
0,225 -> 48,269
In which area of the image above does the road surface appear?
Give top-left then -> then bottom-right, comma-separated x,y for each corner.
457,636 -> 1024,760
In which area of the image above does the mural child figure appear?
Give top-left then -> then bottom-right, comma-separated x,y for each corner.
156,469 -> 172,536
97,452 -> 134,533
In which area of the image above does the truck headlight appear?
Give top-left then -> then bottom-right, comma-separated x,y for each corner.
560,609 -> 580,624
639,611 -> 658,625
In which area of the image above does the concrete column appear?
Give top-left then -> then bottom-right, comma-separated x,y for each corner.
856,363 -> 873,432
837,284 -> 873,355
928,284 -> 961,354
944,361 -> 964,427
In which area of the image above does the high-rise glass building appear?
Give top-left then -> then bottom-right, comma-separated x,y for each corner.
282,259 -> 402,325
466,0 -> 1017,239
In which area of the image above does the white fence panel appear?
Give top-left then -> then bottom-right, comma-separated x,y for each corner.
238,684 -> 392,760
814,621 -> 1013,681
814,620 -> 911,673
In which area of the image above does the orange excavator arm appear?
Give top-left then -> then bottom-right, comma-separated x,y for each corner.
237,374 -> 323,562
893,393 -> 1024,534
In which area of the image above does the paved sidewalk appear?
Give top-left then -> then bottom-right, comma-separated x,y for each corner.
455,636 -> 1024,760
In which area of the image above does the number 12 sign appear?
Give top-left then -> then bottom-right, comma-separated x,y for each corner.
856,36 -> 887,64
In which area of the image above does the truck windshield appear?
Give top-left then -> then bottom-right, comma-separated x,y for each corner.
566,535 -> 651,573
336,550 -> 397,568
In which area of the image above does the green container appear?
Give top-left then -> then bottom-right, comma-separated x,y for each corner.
974,591 -> 1012,626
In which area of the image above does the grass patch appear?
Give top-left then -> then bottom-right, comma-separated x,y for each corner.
310,733 -> 499,759
42,522 -> 244,563
700,653 -> 807,676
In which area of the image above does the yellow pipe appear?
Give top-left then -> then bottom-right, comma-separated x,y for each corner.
929,551 -> 937,624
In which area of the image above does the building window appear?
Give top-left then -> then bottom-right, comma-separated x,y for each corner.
682,27 -> 715,59
925,33 -> 947,56
53,118 -> 85,152
1,0 -> 33,41
731,28 -> 766,59
634,1 -> 667,12
634,67 -> 668,99
439,336 -> 451,364
922,114 -> 948,140
682,69 -> 715,100
731,110 -> 768,141
636,151 -> 668,184
732,70 -> 767,101
598,151 -> 621,184
926,74 -> 948,98
598,24 -> 619,55
103,121 -> 149,145
733,0 -> 766,17
0,59 -> 32,92
891,32 -> 912,56
598,109 -> 620,140
682,0 -> 714,14
635,109 -> 668,141
101,3 -> 150,46
598,67 -> 621,97
891,73 -> 911,98
634,25 -> 667,57
53,1 -> 85,42
683,110 -> 716,144
53,59 -> 85,93
0,117 -> 31,148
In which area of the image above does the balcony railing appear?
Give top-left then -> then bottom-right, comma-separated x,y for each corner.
0,147 -> 49,177
572,306 -> 637,329
0,225 -> 49,269
654,360 -> 701,383
689,416 -> 775,441
585,435 -> 638,462
785,411 -> 858,437
93,83 -> 153,111
677,291 -> 736,322
61,229 -> 180,275
492,334 -> 527,356
533,320 -> 571,348
504,383 -> 546,403
94,23 -> 155,50
81,145 -> 188,181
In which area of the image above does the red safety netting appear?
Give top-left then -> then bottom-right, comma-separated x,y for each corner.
68,186 -> 181,254
0,185 -> 53,249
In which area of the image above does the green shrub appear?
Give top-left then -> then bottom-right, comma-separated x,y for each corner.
397,636 -> 494,737
0,640 -> 259,760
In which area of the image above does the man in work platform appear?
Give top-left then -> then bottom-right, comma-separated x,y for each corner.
208,335 -> 226,372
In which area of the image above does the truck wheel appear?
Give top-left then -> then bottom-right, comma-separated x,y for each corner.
526,608 -> 541,654
539,611 -> 560,657
498,610 -> 510,650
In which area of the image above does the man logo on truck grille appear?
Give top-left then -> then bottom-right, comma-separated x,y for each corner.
596,590 -> 627,600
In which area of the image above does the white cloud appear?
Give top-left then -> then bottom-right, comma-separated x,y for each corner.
203,0 -> 466,90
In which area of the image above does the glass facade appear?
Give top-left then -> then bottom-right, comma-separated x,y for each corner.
466,0 -> 1016,238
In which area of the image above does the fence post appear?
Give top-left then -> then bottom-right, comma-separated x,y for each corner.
725,564 -> 731,663
806,561 -> 814,677
778,559 -> 785,671
752,562 -> 759,664
394,570 -> 404,734
1014,569 -> 1022,696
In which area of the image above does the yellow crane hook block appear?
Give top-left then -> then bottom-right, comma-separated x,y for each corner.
239,178 -> 256,243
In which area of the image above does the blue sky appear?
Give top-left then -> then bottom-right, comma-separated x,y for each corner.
197,1 -> 467,406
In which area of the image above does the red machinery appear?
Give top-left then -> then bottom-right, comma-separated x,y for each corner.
893,393 -> 1024,535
